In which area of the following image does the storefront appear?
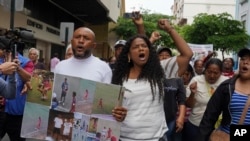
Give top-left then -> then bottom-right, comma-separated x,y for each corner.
0,5 -> 64,66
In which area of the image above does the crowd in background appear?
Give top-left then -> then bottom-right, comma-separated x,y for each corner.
0,11 -> 250,141
108,12 -> 250,141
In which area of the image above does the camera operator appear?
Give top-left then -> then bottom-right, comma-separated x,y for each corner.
0,43 -> 18,103
0,37 -> 34,141
0,58 -> 18,117
0,60 -> 18,99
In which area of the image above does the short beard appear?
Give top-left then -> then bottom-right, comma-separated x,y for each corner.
73,49 -> 91,59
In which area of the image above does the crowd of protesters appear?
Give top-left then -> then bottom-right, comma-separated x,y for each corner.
0,11 -> 250,141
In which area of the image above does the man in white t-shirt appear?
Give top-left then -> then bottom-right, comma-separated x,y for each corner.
63,119 -> 73,140
53,114 -> 63,140
54,27 -> 112,83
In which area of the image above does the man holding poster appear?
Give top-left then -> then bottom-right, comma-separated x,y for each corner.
54,27 -> 112,83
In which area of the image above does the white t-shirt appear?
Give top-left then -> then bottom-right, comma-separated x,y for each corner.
120,79 -> 167,141
101,128 -> 108,138
54,55 -> 112,83
54,117 -> 63,128
186,75 -> 228,126
63,122 -> 73,135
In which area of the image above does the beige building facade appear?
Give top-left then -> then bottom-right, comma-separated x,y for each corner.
172,0 -> 236,25
0,0 -> 125,66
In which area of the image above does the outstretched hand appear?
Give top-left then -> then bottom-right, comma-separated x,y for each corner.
112,106 -> 127,122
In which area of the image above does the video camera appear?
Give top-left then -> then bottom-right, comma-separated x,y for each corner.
0,27 -> 34,58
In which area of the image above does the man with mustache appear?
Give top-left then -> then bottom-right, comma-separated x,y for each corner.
54,27 -> 112,83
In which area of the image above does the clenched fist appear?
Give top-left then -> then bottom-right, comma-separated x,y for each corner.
158,19 -> 173,33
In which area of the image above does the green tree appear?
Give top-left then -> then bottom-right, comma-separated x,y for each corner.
182,12 -> 250,59
110,11 -> 177,48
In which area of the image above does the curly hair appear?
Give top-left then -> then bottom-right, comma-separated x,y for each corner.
112,34 -> 165,101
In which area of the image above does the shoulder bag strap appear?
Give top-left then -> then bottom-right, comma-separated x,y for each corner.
238,95 -> 250,125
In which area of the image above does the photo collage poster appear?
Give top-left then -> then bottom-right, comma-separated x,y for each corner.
21,69 -> 124,141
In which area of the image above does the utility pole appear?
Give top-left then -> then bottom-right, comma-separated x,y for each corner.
64,27 -> 69,49
10,0 -> 15,30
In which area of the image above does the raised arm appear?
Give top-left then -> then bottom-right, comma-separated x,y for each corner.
158,19 -> 193,76
149,31 -> 161,44
132,11 -> 145,35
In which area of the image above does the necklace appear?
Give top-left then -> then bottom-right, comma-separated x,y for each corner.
206,82 -> 214,96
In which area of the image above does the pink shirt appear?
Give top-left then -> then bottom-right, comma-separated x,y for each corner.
24,61 -> 34,74
50,57 -> 60,72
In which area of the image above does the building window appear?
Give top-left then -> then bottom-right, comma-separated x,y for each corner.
241,14 -> 247,21
118,0 -> 120,8
242,20 -> 246,28
240,0 -> 248,5
241,14 -> 247,28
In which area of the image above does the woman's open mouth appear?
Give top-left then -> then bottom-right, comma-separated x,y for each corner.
139,53 -> 146,61
240,66 -> 249,73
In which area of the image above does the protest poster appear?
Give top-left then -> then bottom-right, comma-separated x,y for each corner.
188,43 -> 213,65
21,70 -> 123,141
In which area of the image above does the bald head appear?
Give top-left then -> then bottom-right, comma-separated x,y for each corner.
73,27 -> 95,40
71,27 -> 97,59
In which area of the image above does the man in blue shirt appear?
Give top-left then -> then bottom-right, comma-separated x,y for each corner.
0,50 -> 33,141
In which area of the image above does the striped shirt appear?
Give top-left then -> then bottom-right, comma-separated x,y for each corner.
220,91 -> 250,133
161,56 -> 179,78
